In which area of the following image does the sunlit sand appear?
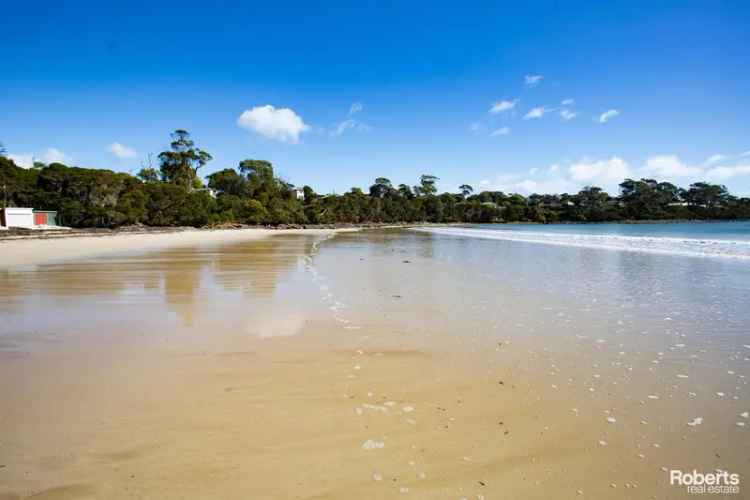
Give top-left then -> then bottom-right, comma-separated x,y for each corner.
1,229 -> 748,499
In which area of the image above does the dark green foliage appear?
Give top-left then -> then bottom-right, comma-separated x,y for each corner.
415,174 -> 438,196
207,168 -> 248,197
2,133 -> 749,228
137,167 -> 159,184
459,184 -> 473,198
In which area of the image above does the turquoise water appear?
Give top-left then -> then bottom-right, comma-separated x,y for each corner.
471,221 -> 750,241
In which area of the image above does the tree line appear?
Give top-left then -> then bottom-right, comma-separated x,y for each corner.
1,131 -> 749,228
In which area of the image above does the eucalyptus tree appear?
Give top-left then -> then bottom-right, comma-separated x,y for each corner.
369,177 -> 393,198
416,174 -> 438,196
158,129 -> 212,189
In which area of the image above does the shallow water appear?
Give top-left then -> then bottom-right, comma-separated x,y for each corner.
471,220 -> 750,240
1,229 -> 748,499
419,224 -> 750,259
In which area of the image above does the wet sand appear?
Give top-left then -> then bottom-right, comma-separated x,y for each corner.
0,228 -> 353,269
1,229 -> 748,499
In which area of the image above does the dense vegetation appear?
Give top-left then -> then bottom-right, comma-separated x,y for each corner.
2,131 -> 749,228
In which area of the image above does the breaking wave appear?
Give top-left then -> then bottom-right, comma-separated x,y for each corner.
414,227 -> 750,260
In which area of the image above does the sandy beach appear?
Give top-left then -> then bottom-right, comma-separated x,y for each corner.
0,228 -> 349,269
1,228 -> 748,499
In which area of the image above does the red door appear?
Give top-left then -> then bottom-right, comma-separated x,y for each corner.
34,212 -> 47,226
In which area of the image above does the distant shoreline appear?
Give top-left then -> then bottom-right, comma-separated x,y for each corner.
0,222 -> 439,242
484,218 -> 750,226
3,218 -> 748,242
0,227 -> 340,269
0,223 -> 467,269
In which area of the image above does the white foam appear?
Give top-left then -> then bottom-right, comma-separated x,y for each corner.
413,227 -> 750,260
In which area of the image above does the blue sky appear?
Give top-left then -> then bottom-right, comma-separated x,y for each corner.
2,1 -> 749,195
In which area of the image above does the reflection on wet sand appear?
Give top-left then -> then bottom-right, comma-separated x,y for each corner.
0,235 -> 319,330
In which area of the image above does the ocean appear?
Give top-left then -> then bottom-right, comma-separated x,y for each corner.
417,221 -> 750,259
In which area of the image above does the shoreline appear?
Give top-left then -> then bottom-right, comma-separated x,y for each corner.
0,227 -> 354,270
495,218 -> 750,225
0,222 -> 427,242
0,222 -> 464,270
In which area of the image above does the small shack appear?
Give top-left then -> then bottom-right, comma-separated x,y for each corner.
33,210 -> 59,227
0,208 -> 62,229
1,207 -> 35,228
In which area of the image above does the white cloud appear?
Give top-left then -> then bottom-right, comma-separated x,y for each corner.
569,157 -> 633,190
237,104 -> 310,143
561,98 -> 575,106
598,109 -> 620,123
705,164 -> 750,180
108,142 -> 137,159
349,102 -> 364,115
43,148 -> 71,164
478,154 -> 750,197
332,120 -> 356,136
468,121 -> 481,132
524,74 -> 543,86
559,109 -> 578,121
524,106 -> 547,119
482,174 -> 577,195
491,126 -> 511,136
741,150 -> 750,157
479,158 -> 632,195
330,119 -> 371,137
8,153 -> 33,168
7,148 -> 71,167
703,153 -> 726,166
490,99 -> 517,114
640,155 -> 702,178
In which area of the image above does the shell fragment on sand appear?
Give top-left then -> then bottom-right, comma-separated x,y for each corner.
361,439 -> 385,450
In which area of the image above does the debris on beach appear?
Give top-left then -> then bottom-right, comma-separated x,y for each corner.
687,417 -> 703,426
362,439 -> 385,450
362,403 -> 388,412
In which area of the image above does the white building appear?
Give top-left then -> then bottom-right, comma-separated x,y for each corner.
1,207 -> 35,229
0,208 -> 65,230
